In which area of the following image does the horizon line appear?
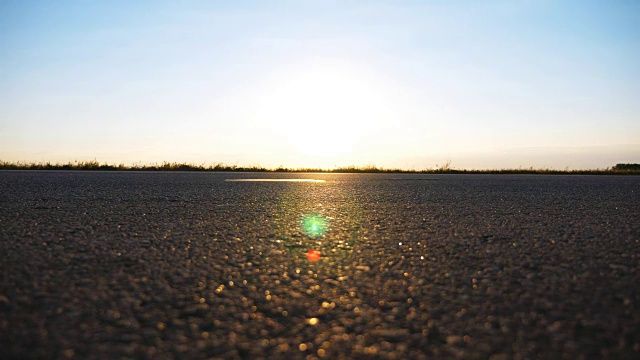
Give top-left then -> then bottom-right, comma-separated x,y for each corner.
1,160 -> 639,174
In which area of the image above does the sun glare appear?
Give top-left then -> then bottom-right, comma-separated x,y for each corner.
256,61 -> 393,163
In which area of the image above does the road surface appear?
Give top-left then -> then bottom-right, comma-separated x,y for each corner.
1,171 -> 638,358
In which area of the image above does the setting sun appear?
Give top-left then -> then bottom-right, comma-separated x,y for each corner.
254,61 -> 395,163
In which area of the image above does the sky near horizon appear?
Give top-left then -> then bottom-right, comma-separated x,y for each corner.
1,1 -> 639,170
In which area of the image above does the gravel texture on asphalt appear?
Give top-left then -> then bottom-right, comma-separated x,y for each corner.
1,171 -> 639,359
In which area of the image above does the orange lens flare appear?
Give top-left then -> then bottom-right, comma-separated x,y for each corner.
306,249 -> 321,262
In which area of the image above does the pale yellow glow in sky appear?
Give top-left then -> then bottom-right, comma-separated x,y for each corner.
254,61 -> 394,160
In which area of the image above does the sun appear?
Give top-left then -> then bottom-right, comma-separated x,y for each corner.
255,60 -> 391,162
275,71 -> 362,157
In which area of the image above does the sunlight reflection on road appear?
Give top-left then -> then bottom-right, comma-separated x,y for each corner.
225,179 -> 325,182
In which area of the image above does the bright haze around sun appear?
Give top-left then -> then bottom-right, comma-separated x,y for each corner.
1,1 -> 638,169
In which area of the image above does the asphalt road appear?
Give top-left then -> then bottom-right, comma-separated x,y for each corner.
1,171 -> 638,359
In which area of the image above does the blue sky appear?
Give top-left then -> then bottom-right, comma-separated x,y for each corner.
1,0 -> 638,169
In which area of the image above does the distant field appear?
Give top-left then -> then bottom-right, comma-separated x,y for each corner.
1,160 -> 639,174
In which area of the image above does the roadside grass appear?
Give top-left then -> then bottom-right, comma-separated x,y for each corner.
1,160 -> 639,174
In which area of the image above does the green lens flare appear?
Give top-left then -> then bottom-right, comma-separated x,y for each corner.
302,215 -> 328,238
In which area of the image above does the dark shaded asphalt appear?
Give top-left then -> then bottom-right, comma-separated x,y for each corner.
1,171 -> 639,359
